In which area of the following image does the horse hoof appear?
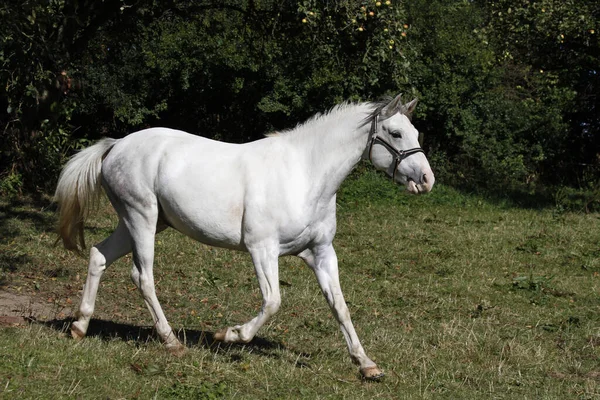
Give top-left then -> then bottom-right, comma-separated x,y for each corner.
70,323 -> 85,340
167,343 -> 187,357
360,366 -> 385,381
213,328 -> 228,342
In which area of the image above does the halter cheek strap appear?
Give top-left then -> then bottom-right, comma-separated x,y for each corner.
367,115 -> 425,182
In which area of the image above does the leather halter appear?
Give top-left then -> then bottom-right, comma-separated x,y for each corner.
367,115 -> 425,182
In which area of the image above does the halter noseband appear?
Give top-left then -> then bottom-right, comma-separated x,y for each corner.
367,114 -> 425,182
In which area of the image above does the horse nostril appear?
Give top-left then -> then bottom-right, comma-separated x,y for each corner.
422,174 -> 428,184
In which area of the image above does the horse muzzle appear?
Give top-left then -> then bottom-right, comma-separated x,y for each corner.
406,170 -> 434,194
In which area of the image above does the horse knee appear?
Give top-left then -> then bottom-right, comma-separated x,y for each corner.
137,274 -> 156,297
263,298 -> 281,316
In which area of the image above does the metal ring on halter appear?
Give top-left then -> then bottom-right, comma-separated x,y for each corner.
367,115 -> 424,182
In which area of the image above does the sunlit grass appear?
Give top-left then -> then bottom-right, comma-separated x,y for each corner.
1,169 -> 599,399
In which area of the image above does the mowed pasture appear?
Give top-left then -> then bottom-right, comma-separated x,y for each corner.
1,168 -> 599,399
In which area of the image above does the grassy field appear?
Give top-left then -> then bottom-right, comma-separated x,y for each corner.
1,167 -> 599,399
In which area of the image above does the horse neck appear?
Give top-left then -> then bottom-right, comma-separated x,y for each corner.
287,103 -> 372,198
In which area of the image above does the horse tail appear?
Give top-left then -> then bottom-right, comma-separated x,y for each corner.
54,138 -> 118,252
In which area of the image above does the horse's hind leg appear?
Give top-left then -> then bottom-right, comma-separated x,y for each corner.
71,222 -> 132,339
126,211 -> 185,355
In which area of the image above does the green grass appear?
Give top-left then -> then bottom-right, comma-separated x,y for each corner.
1,168 -> 599,399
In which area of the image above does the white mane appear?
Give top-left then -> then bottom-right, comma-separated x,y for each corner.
266,102 -> 375,140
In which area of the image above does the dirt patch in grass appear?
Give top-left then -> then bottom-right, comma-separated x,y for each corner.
0,289 -> 72,326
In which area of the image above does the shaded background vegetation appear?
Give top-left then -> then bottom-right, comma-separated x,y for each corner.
1,0 -> 599,207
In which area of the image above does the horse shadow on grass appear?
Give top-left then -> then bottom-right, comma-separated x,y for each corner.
37,317 -> 311,365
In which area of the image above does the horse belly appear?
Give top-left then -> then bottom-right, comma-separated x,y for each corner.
159,197 -> 245,250
157,169 -> 246,250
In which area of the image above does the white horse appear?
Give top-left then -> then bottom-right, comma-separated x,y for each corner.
54,94 -> 434,380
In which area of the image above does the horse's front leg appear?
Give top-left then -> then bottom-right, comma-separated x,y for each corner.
299,244 -> 384,381
214,245 -> 281,343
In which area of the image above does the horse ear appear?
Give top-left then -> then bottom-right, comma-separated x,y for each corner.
381,94 -> 404,118
402,98 -> 418,117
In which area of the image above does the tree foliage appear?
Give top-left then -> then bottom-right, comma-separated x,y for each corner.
406,0 -> 599,191
480,0 -> 600,187
1,0 -> 598,200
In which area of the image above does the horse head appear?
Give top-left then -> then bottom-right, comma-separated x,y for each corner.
366,94 -> 435,194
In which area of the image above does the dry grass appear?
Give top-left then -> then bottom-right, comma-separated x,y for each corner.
1,169 -> 599,399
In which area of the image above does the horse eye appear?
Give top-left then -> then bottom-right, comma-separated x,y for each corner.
390,131 -> 402,139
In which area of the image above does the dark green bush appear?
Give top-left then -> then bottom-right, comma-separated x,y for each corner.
1,0 -> 598,199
